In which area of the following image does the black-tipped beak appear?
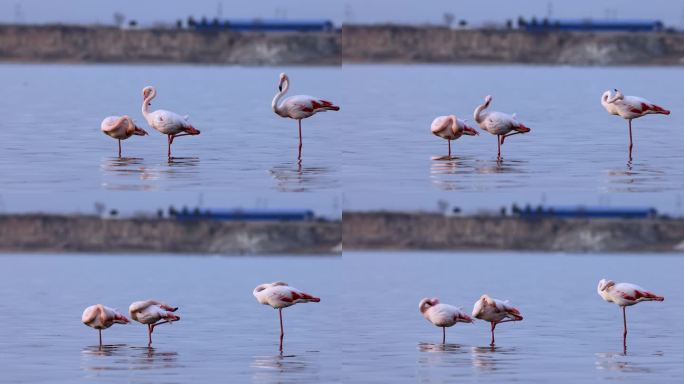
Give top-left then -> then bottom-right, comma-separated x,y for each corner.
278,85 -> 282,92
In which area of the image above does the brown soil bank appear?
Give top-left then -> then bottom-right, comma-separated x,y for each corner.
343,25 -> 684,65
0,25 -> 340,65
0,215 -> 341,255
344,212 -> 684,252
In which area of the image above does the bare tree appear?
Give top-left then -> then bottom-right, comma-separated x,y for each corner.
443,12 -> 455,28
113,12 -> 126,27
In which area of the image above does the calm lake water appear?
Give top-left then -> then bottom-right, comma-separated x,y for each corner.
341,65 -> 684,214
0,254 -> 341,383
0,64 -> 341,216
344,251 -> 683,383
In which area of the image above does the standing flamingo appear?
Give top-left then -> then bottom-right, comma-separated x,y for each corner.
253,281 -> 320,350
473,95 -> 531,160
430,115 -> 479,159
141,86 -> 200,158
100,115 -> 148,157
419,298 -> 473,344
472,294 -> 523,346
128,300 -> 180,346
82,304 -> 129,346
272,73 -> 339,159
601,89 -> 670,159
597,279 -> 664,351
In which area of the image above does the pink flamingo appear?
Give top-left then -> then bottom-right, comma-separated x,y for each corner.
253,281 -> 320,350
472,294 -> 523,346
473,95 -> 531,160
597,279 -> 664,351
419,298 -> 473,344
100,115 -> 147,157
141,86 -> 200,158
129,300 -> 180,346
272,73 -> 339,159
430,115 -> 479,159
82,304 -> 129,346
601,89 -> 670,159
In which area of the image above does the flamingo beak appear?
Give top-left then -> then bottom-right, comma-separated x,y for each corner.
134,126 -> 148,136
184,126 -> 201,135
278,85 -> 282,92
116,314 -> 130,324
464,126 -> 479,136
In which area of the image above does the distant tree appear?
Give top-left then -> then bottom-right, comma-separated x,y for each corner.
109,209 -> 118,217
188,16 -> 197,27
169,206 -> 177,216
157,209 -> 164,218
94,202 -> 105,216
517,16 -> 527,28
128,20 -> 137,28
531,17 -> 538,26
212,18 -> 220,27
458,20 -> 467,28
500,207 -> 507,216
442,12 -> 455,28
200,16 -> 208,26
506,19 -> 513,29
176,19 -> 183,29
437,200 -> 449,214
113,12 -> 126,27
181,206 -> 189,215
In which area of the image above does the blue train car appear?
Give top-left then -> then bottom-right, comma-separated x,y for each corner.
516,206 -> 656,219
174,208 -> 315,221
525,19 -> 663,32
195,19 -> 334,33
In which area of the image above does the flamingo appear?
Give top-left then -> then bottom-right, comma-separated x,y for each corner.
141,86 -> 200,158
419,298 -> 473,344
597,278 -> 664,351
81,304 -> 129,346
430,115 -> 479,159
253,281 -> 320,350
100,115 -> 148,157
473,95 -> 531,160
472,294 -> 523,346
272,73 -> 339,159
128,300 -> 180,346
601,89 -> 670,159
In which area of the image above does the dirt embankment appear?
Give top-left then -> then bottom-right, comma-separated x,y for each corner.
0,25 -> 340,65
344,212 -> 684,252
0,215 -> 341,255
343,25 -> 684,65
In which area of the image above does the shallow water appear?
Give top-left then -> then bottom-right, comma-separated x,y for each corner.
343,251 -> 683,383
341,65 -> 684,214
0,64 -> 341,216
0,254 -> 340,383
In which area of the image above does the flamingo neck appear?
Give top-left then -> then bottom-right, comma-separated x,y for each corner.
474,101 -> 489,124
450,115 -> 460,135
272,78 -> 289,114
142,91 -> 156,121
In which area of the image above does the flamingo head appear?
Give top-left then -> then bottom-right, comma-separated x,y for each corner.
278,72 -> 289,91
462,121 -> 479,136
484,95 -> 493,104
597,279 -> 615,292
133,124 -> 148,136
142,86 -> 156,106
458,313 -> 474,323
516,122 -> 531,133
419,297 -> 439,313
113,313 -> 130,324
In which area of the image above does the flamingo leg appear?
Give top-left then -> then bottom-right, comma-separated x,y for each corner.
99,329 -> 102,347
622,306 -> 628,352
118,140 -> 122,157
490,322 -> 497,346
442,326 -> 446,344
628,119 -> 633,160
497,135 -> 502,160
501,131 -> 522,144
167,135 -> 173,158
279,308 -> 284,351
297,119 -> 303,160
148,324 -> 153,346
448,140 -> 452,158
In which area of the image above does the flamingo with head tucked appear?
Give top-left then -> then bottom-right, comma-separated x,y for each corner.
431,115 -> 478,159
82,304 -> 129,346
272,73 -> 339,159
601,89 -> 670,159
141,86 -> 200,158
472,294 -> 523,346
129,300 -> 180,346
597,279 -> 664,351
419,297 -> 473,344
473,95 -> 531,160
100,115 -> 147,157
254,281 -> 320,350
